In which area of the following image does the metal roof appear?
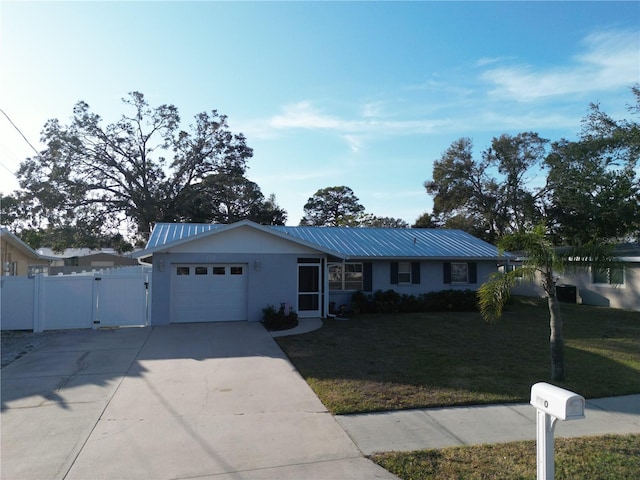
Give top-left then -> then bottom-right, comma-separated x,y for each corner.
144,222 -> 505,260
146,223 -> 224,249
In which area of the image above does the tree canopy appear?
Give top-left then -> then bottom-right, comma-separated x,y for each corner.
424,133 -> 548,243
12,92 -> 284,245
299,186 -> 408,227
300,186 -> 365,226
424,87 -> 640,245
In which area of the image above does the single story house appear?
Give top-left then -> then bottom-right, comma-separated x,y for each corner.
134,220 -> 506,325
1,228 -> 54,276
510,243 -> 640,311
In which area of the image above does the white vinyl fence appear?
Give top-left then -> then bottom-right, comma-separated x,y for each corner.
1,272 -> 150,332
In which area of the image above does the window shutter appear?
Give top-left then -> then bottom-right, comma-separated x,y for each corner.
363,262 -> 373,291
443,262 -> 451,284
469,262 -> 477,284
411,262 -> 421,284
390,262 -> 399,284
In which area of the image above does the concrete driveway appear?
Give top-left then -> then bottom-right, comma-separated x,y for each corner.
1,323 -> 396,480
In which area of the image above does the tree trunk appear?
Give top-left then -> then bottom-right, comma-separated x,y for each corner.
548,295 -> 565,381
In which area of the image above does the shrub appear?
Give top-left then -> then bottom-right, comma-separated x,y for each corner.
262,303 -> 299,331
350,289 -> 478,315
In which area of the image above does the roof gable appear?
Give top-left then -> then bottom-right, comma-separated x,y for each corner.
0,228 -> 55,261
136,220 -> 346,258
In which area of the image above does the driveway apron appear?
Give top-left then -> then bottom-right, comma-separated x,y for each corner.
1,323 -> 396,480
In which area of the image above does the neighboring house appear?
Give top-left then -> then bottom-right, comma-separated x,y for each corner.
37,247 -> 140,275
0,228 -> 54,276
133,220 -> 506,325
510,243 -> 640,311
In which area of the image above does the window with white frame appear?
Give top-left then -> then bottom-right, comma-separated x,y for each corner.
592,266 -> 624,285
329,263 -> 363,291
398,261 -> 411,284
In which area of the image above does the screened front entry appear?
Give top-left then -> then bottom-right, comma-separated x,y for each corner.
298,260 -> 322,317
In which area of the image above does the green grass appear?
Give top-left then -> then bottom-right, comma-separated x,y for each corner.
371,434 -> 640,480
276,297 -> 640,414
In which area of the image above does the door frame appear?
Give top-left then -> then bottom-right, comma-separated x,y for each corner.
297,260 -> 323,317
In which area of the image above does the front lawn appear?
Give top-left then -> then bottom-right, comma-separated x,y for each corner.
371,434 -> 640,480
276,297 -> 640,414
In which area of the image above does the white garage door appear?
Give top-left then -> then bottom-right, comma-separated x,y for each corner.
171,264 -> 248,323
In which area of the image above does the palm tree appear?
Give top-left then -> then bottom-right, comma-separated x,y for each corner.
477,226 -> 618,381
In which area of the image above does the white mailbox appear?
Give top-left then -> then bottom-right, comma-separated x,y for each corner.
530,383 -> 586,479
530,382 -> 585,421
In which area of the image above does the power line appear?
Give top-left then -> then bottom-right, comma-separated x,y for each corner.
0,158 -> 16,177
0,108 -> 39,155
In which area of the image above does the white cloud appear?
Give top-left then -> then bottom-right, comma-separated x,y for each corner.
481,29 -> 639,101
260,100 -> 452,152
268,101 -> 350,130
475,56 -> 513,67
361,101 -> 385,118
342,134 -> 363,153
268,101 -> 451,135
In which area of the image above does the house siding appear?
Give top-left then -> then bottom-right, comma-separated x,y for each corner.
373,260 -> 494,294
1,235 -> 49,276
151,252 -> 320,324
139,221 -> 506,324
511,263 -> 640,311
327,259 -> 497,312
561,264 -> 640,311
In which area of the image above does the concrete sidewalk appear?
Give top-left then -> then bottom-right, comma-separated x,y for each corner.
336,394 -> 640,455
1,323 -> 396,480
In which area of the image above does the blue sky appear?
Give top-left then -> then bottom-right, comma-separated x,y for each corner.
1,1 -> 638,226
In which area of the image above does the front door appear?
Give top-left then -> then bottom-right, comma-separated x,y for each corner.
298,264 -> 321,317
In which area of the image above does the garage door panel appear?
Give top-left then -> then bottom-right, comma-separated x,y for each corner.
171,264 -> 247,323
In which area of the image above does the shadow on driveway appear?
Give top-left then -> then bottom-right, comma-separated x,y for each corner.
1,323 -> 397,480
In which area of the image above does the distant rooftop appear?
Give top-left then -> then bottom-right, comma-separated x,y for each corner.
36,247 -> 125,258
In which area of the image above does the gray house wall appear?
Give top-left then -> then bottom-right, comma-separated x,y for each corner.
328,259 -> 497,311
143,223 -> 504,324
150,252 -> 323,324
510,263 -> 640,311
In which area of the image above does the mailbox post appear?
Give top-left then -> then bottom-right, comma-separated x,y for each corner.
530,383 -> 585,480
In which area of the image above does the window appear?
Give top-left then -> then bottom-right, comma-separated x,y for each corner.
28,265 -> 49,276
213,267 -> 226,275
443,262 -> 477,284
4,261 -> 17,276
451,263 -> 468,283
592,267 -> 624,285
195,266 -> 208,275
329,263 -> 363,291
176,267 -> 190,275
230,266 -> 243,275
398,262 -> 411,284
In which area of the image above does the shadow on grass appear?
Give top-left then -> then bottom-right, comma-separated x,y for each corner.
276,298 -> 640,414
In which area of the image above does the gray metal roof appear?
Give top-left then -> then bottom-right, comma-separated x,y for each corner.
146,223 -> 224,249
145,222 -> 505,260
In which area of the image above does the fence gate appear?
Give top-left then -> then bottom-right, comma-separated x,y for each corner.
1,272 -> 149,332
94,275 -> 148,328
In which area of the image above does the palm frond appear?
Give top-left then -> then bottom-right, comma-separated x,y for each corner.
477,270 -> 519,324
